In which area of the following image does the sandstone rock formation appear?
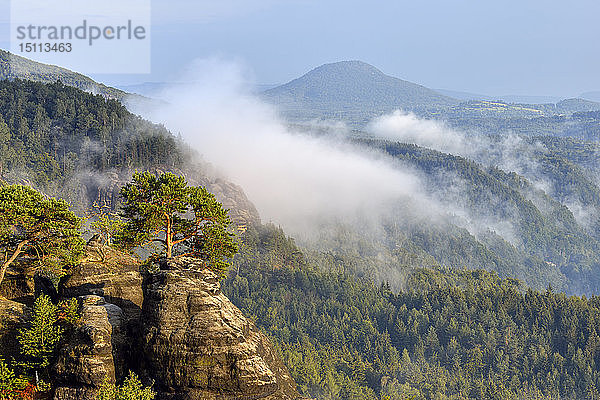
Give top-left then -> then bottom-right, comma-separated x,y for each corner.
53,295 -> 125,400
0,262 -> 35,303
201,177 -> 261,229
61,245 -> 143,324
59,245 -> 144,380
0,298 -> 29,361
1,247 -> 305,400
141,258 -> 303,400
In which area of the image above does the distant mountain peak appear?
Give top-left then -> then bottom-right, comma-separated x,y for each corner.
294,60 -> 402,85
262,60 -> 458,125
310,60 -> 385,73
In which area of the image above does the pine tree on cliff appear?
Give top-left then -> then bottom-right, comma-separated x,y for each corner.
0,184 -> 85,287
116,171 -> 238,278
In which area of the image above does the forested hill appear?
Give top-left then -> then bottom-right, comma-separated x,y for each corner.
0,79 -> 183,178
264,60 -> 458,108
0,50 -> 127,100
0,78 -> 260,227
0,79 -> 185,209
263,60 -> 600,137
262,61 -> 459,125
343,137 -> 600,295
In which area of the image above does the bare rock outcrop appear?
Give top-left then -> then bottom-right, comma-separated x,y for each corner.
2,248 -> 306,400
141,258 -> 302,400
61,245 -> 143,323
59,245 -> 143,380
0,263 -> 35,303
201,178 -> 261,229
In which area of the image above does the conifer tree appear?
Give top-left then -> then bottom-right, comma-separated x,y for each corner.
117,172 -> 238,278
17,295 -> 62,370
0,185 -> 84,287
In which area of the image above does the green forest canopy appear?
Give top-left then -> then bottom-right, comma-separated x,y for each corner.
0,79 -> 184,188
225,223 -> 600,400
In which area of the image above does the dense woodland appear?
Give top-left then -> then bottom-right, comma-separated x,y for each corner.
225,224 -> 600,400
0,79 -> 184,189
348,138 -> 600,295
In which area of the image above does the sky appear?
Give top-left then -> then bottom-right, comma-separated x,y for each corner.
1,0 -> 599,97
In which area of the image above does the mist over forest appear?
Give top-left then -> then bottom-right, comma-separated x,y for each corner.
3,41 -> 600,399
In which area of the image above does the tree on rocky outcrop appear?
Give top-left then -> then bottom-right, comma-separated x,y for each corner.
97,371 -> 155,400
17,295 -> 63,371
87,206 -> 126,262
0,185 -> 85,287
90,214 -> 125,248
16,295 -> 79,393
117,172 -> 238,278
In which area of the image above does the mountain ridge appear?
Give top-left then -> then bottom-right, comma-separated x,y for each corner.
0,49 -> 130,101
265,60 -> 458,105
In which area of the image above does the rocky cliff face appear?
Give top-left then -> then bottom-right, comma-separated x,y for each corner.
53,295 -> 125,400
141,258 -> 303,400
47,249 -> 304,400
0,298 -> 29,361
201,177 -> 260,229
0,262 -> 35,303
61,245 -> 143,326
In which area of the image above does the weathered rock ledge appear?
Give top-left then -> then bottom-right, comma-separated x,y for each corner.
53,295 -> 125,400
0,297 -> 29,361
141,258 -> 303,400
47,249 -> 304,399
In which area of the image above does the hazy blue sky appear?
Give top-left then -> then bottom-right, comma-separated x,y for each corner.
1,0 -> 599,97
